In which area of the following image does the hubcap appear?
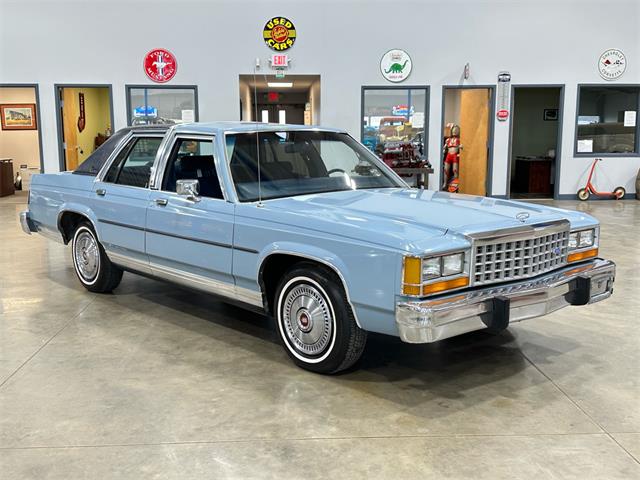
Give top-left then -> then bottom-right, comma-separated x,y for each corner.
74,231 -> 99,281
282,283 -> 332,357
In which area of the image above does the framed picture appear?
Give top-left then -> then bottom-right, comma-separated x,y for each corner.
1,103 -> 37,130
543,108 -> 558,121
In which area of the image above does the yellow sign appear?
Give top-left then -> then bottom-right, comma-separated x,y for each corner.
263,17 -> 296,51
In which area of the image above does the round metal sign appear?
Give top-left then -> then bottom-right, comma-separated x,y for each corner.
143,49 -> 177,83
263,17 -> 297,51
598,49 -> 626,80
380,49 -> 412,83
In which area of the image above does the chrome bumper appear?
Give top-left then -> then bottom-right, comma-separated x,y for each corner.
19,211 -> 37,235
396,258 -> 615,343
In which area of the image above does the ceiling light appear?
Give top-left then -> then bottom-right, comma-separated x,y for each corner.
267,82 -> 293,88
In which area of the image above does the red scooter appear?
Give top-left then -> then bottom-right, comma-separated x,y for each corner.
577,158 -> 626,201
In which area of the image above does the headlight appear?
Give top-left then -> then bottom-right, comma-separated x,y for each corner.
568,228 -> 597,250
578,229 -> 594,247
422,258 -> 441,280
403,251 -> 469,296
567,227 -> 599,262
442,253 -> 464,276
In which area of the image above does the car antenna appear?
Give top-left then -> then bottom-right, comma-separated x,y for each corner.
253,58 -> 264,208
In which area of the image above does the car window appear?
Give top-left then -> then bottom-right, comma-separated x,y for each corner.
227,131 -> 404,202
104,137 -> 162,187
162,138 -> 223,200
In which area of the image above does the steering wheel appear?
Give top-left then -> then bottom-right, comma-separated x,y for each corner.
327,168 -> 346,175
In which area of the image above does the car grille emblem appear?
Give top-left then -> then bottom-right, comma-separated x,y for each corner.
516,212 -> 530,223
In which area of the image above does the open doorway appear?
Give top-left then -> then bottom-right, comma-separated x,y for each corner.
55,85 -> 113,171
239,74 -> 320,125
441,86 -> 494,196
508,86 -> 563,199
0,84 -> 43,192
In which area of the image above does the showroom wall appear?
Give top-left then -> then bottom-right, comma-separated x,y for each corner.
0,0 -> 638,196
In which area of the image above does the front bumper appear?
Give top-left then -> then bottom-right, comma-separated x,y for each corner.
19,210 -> 37,235
396,258 -> 615,343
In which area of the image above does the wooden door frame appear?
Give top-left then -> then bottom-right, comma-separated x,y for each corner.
506,84 -> 565,200
440,85 -> 496,196
0,83 -> 45,173
54,83 -> 115,171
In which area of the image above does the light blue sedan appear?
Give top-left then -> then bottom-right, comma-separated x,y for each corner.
20,122 -> 615,373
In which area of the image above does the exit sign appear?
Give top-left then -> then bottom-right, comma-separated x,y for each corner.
271,54 -> 289,67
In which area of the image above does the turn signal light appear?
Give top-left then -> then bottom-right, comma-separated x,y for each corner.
402,256 -> 422,295
567,248 -> 598,263
422,276 -> 469,295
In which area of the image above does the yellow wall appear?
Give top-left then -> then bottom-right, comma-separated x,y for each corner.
0,87 -> 41,171
64,87 -> 111,165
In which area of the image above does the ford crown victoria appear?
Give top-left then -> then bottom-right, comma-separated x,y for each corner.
20,122 -> 615,373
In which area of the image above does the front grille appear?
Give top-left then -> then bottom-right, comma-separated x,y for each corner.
473,228 -> 569,286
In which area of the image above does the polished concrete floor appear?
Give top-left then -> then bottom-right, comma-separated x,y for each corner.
1,191 -> 639,479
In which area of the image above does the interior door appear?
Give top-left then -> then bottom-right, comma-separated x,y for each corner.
61,88 -> 79,170
458,89 -> 490,196
146,136 -> 235,286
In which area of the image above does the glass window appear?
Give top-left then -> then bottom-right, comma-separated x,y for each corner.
162,138 -> 222,199
226,130 -> 405,202
104,137 -> 162,188
576,86 -> 639,154
362,87 -> 428,161
127,86 -> 197,126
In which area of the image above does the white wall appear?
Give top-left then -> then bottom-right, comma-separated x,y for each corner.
1,0 -> 638,195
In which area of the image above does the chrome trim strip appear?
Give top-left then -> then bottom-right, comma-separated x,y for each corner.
97,218 -> 259,253
258,250 -> 363,328
468,219 -> 570,244
105,250 -> 263,308
104,250 -> 153,275
396,258 -> 615,343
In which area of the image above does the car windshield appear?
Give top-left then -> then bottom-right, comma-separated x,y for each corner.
226,130 -> 405,201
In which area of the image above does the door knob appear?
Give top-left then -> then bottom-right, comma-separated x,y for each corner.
96,188 -> 106,196
155,198 -> 168,206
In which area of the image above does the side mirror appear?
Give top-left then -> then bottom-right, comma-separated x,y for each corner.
176,179 -> 200,202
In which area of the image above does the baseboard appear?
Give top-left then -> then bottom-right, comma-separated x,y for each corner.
556,193 -> 637,200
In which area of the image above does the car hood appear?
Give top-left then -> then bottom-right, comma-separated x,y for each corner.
261,188 -> 597,252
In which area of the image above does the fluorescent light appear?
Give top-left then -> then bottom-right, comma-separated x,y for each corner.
267,82 -> 293,88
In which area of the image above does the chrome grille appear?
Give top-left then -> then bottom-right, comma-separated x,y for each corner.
473,226 -> 569,286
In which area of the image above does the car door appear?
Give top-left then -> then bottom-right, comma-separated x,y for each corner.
91,134 -> 163,272
146,134 -> 235,288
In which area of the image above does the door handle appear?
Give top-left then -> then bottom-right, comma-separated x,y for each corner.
96,188 -> 106,196
155,198 -> 168,206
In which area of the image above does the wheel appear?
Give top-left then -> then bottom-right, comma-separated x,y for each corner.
577,188 -> 590,201
274,262 -> 367,374
71,222 -> 123,293
613,186 -> 626,200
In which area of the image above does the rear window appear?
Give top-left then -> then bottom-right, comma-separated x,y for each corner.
73,129 -> 130,176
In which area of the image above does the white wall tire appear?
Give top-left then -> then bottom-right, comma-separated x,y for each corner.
274,263 -> 367,374
71,222 -> 123,293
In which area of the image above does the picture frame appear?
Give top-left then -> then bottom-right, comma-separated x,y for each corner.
543,108 -> 558,121
1,103 -> 37,130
